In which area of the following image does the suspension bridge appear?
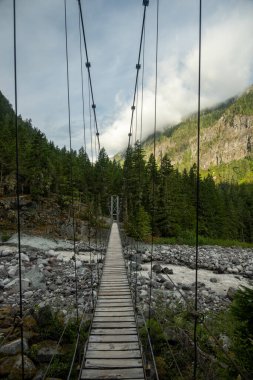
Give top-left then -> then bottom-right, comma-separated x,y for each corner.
2,0 -> 249,379
80,222 -> 145,379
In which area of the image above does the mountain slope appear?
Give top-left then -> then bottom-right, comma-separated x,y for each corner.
141,86 -> 253,183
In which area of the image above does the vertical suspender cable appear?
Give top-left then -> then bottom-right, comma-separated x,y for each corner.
140,24 -> 145,144
88,78 -> 94,164
13,1 -> 25,378
127,2 -> 148,148
64,0 -> 79,322
148,0 -> 159,335
77,0 -> 100,153
79,14 -> 86,153
193,0 -> 202,378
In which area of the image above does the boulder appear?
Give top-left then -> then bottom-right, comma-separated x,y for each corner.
162,267 -> 173,275
8,266 -> 18,278
0,338 -> 28,355
182,284 -> 191,291
9,354 -> 36,380
21,252 -> 30,262
164,281 -> 174,290
227,287 -> 237,300
32,340 -> 63,363
0,356 -> 17,377
156,274 -> 166,283
152,264 -> 163,274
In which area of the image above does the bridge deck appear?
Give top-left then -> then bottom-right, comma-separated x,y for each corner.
80,223 -> 145,380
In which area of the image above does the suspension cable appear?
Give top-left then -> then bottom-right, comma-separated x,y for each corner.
78,13 -> 86,153
193,0 -> 202,378
13,1 -> 24,378
149,0 -> 159,332
88,76 -> 94,164
64,0 -> 79,323
135,79 -> 139,144
140,23 -> 146,144
127,1 -> 149,148
42,312 -> 72,380
77,0 -> 100,153
67,292 -> 92,380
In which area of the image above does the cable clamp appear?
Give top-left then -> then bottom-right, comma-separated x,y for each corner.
143,0 -> 149,6
85,62 -> 91,68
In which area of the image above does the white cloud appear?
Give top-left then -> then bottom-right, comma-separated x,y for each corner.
100,2 -> 253,156
0,0 -> 253,158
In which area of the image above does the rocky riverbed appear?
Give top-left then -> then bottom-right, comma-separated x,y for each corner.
0,235 -> 253,313
125,244 -> 253,312
0,234 -> 104,313
1,235 -> 253,379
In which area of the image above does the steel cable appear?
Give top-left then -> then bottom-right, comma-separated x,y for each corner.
64,0 -> 79,323
77,0 -> 100,153
127,1 -> 149,147
13,0 -> 25,377
193,0 -> 202,378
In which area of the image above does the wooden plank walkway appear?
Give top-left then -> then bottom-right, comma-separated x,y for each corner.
80,222 -> 145,380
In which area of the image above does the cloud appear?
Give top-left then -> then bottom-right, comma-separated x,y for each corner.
100,1 -> 253,156
0,0 -> 253,159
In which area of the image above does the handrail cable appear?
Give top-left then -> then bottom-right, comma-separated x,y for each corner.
123,229 -> 187,379
127,0 -> 149,147
77,0 -> 100,153
67,292 -> 93,380
78,13 -> 86,152
13,1 -> 25,378
41,297 -> 86,380
78,222 -> 113,379
125,219 -> 248,377
140,304 -> 182,379
42,306 -> 74,380
64,0 -> 79,323
193,0 -> 202,378
163,272 -> 249,379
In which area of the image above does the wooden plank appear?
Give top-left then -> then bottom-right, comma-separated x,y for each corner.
92,322 -> 136,329
95,313 -> 134,318
86,350 -> 141,359
91,328 -> 137,335
81,368 -> 144,379
96,304 -> 133,308
85,358 -> 143,368
89,335 -> 138,343
87,342 -> 140,351
93,315 -> 135,322
97,299 -> 132,302
95,307 -> 133,312
97,296 -> 132,299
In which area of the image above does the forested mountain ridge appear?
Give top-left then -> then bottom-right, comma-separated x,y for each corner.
0,90 -> 121,210
135,86 -> 253,183
0,89 -> 253,244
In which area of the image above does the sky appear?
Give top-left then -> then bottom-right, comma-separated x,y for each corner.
0,0 -> 253,158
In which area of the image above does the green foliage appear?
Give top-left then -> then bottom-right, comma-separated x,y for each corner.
140,319 -> 166,354
141,290 -> 253,379
1,89 -> 253,244
230,287 -> 253,376
1,231 -> 11,242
